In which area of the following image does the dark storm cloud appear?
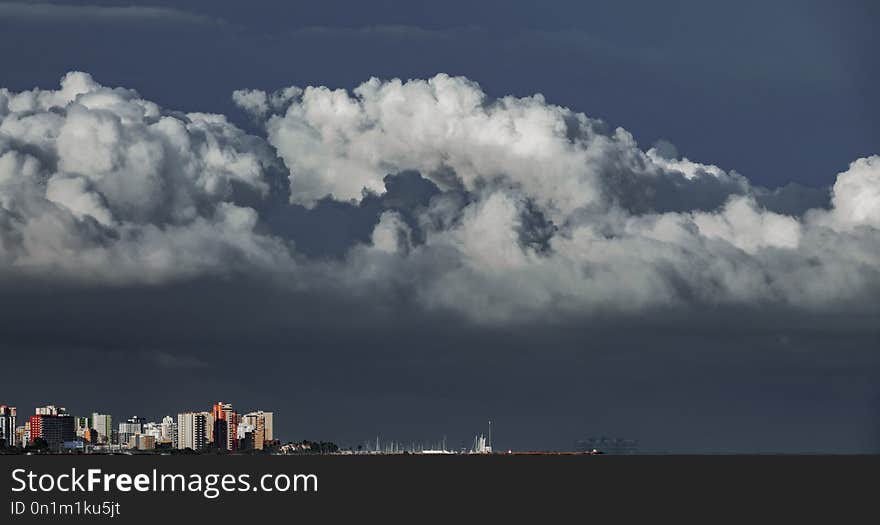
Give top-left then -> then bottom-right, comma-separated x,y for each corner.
1,279 -> 877,452
143,351 -> 210,369
0,2 -> 225,25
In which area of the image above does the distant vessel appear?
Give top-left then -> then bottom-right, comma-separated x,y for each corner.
471,419 -> 493,454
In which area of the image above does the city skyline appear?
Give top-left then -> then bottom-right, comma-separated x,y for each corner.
2,400 -> 518,455
0,401 -> 275,453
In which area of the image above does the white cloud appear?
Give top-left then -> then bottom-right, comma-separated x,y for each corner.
255,74 -> 614,217
0,72 -> 289,284
370,211 -> 411,254
826,155 -> 880,231
2,72 -> 879,323
244,74 -> 878,321
45,174 -> 113,226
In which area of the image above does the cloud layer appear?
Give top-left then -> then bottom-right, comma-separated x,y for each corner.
0,2 -> 225,26
2,73 -> 878,322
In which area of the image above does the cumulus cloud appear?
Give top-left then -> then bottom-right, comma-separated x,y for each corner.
239,74 -> 879,320
1,72 -> 878,322
0,72 -> 290,284
825,156 -> 880,231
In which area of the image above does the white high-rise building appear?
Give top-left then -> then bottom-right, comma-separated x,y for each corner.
176,412 -> 211,450
118,416 -> 144,447
143,422 -> 162,441
143,417 -> 174,444
16,425 -> 28,448
237,422 -> 254,440
74,416 -> 90,438
35,405 -> 65,415
160,416 -> 175,442
242,411 -> 274,443
91,413 -> 112,444
129,434 -> 155,451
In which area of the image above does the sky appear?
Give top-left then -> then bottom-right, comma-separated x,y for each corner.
0,0 -> 878,453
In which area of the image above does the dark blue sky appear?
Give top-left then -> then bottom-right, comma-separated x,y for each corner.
1,0 -> 877,188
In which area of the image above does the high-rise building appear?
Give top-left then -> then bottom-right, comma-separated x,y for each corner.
160,416 -> 175,443
239,422 -> 256,451
118,416 -> 144,447
34,405 -> 66,416
29,414 -> 75,450
237,421 -> 254,439
129,434 -> 155,451
212,402 -> 238,451
176,412 -> 211,451
28,416 -> 41,444
142,419 -> 173,445
263,412 -> 273,442
15,426 -> 28,448
241,411 -> 273,449
213,418 -> 227,450
91,413 -> 112,444
82,428 -> 99,443
0,405 -> 16,447
242,411 -> 273,445
143,422 -> 161,441
74,416 -> 90,438
204,413 -> 214,444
